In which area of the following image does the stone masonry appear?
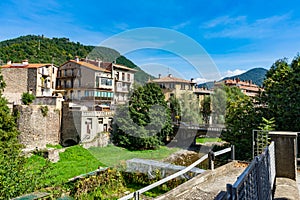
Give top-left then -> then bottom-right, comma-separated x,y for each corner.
15,105 -> 61,150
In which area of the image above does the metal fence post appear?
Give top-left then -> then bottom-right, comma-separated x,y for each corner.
134,191 -> 139,200
231,145 -> 235,160
226,184 -> 233,200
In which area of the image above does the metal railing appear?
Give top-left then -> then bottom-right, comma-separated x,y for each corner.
225,141 -> 275,200
119,145 -> 235,200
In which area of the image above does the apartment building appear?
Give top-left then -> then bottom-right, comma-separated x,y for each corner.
222,78 -> 261,97
57,58 -> 114,110
150,74 -> 196,100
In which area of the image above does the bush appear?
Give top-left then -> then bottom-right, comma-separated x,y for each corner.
21,92 -> 35,105
40,105 -> 49,117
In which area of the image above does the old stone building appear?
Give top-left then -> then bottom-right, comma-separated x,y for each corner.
1,60 -> 58,105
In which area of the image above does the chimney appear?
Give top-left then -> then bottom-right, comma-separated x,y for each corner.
7,60 -> 11,65
158,74 -> 161,78
75,56 -> 79,63
22,59 -> 28,65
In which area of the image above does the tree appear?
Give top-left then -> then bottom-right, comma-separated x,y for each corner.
262,57 -> 300,131
0,70 -> 43,198
211,86 -> 227,124
201,95 -> 211,124
168,95 -> 181,123
112,83 -> 172,150
179,92 -> 202,124
221,86 -> 261,161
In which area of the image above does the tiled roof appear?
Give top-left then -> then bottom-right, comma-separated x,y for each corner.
113,63 -> 138,72
151,76 -> 192,83
67,60 -> 111,73
1,63 -> 52,68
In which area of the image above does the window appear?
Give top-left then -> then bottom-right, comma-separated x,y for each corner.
122,73 -> 125,81
64,69 -> 67,76
98,118 -> 103,124
100,78 -> 112,86
64,80 -> 67,88
181,84 -> 185,90
127,74 -> 130,82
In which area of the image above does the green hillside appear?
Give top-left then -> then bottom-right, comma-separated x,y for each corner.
222,68 -> 267,86
198,68 -> 268,89
0,35 -> 152,84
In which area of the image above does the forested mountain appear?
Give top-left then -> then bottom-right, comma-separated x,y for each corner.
221,68 -> 267,86
0,35 -> 153,84
198,68 -> 268,89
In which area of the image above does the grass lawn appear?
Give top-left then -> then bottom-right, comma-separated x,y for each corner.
26,145 -> 105,186
196,137 -> 222,144
26,145 -> 179,186
89,145 -> 179,167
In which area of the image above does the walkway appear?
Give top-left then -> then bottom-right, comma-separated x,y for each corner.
155,161 -> 246,200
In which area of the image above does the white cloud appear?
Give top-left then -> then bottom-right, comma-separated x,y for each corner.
222,69 -> 246,78
172,21 -> 191,30
194,77 -> 212,84
203,13 -> 291,39
203,15 -> 246,28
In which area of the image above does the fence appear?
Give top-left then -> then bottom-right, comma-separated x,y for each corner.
224,141 -> 275,200
119,145 -> 235,200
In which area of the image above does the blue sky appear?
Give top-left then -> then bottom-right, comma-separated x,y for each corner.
1,0 -> 300,82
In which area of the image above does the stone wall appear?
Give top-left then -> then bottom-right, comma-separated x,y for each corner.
82,132 -> 111,149
1,68 -> 28,104
269,131 -> 298,180
15,105 -> 61,150
27,68 -> 38,95
61,102 -> 81,146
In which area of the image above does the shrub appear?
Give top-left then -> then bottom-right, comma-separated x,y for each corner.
40,105 -> 49,117
21,92 -> 35,105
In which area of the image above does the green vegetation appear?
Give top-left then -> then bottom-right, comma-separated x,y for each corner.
116,55 -> 155,84
0,35 -> 152,84
89,145 -> 178,167
179,92 -> 203,124
221,85 -> 261,160
112,83 -> 173,150
21,92 -> 35,105
262,56 -> 300,131
40,105 -> 49,117
201,95 -> 211,124
27,145 -> 105,186
0,70 -> 44,199
222,68 -> 268,86
46,143 -> 63,149
196,137 -> 222,144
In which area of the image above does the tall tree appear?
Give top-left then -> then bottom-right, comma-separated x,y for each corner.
168,95 -> 181,123
221,86 -> 261,161
200,95 -> 211,124
262,58 -> 300,131
179,92 -> 202,124
112,83 -> 172,150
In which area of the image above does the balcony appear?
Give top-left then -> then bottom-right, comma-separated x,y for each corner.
116,86 -> 129,93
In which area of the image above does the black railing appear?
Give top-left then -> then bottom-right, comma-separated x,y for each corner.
224,142 -> 275,200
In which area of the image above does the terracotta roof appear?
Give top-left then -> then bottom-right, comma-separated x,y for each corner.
67,60 -> 110,73
1,63 -> 52,68
113,64 -> 138,72
151,76 -> 192,84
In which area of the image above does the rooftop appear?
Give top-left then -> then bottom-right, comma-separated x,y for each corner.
151,74 -> 193,84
